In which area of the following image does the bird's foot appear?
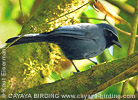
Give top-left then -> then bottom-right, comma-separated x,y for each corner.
89,65 -> 94,68
88,59 -> 98,65
71,70 -> 80,74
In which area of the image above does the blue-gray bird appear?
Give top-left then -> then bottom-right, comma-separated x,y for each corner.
6,23 -> 122,72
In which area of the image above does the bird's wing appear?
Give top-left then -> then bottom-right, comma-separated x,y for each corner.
43,23 -> 98,40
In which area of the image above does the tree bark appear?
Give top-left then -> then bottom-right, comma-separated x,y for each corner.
12,52 -> 138,100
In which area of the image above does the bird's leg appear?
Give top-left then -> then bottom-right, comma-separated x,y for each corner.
88,58 -> 98,65
71,60 -> 80,72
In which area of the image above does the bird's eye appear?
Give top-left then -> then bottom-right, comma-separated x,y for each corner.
109,33 -> 113,37
104,29 -> 113,38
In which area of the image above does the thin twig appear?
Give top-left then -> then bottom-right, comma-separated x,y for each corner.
44,1 -> 93,24
106,20 -> 137,37
105,0 -> 134,16
19,0 -> 26,23
81,15 -> 138,38
128,0 -> 138,55
3,0 -> 27,51
0,0 -> 26,55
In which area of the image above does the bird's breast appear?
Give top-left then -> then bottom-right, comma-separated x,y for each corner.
58,36 -> 106,60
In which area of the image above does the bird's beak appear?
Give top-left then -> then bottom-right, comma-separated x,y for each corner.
112,40 -> 122,48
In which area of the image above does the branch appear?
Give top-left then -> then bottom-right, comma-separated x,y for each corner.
127,0 -> 138,96
44,0 -> 93,24
81,16 -> 138,38
14,52 -> 138,100
128,0 -> 138,55
19,0 -> 26,24
105,0 -> 134,16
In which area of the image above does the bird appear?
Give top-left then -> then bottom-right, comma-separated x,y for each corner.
6,23 -> 122,72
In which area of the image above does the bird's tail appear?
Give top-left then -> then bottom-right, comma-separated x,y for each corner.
6,33 -> 49,46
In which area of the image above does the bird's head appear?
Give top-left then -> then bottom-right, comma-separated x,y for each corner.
99,23 -> 122,48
